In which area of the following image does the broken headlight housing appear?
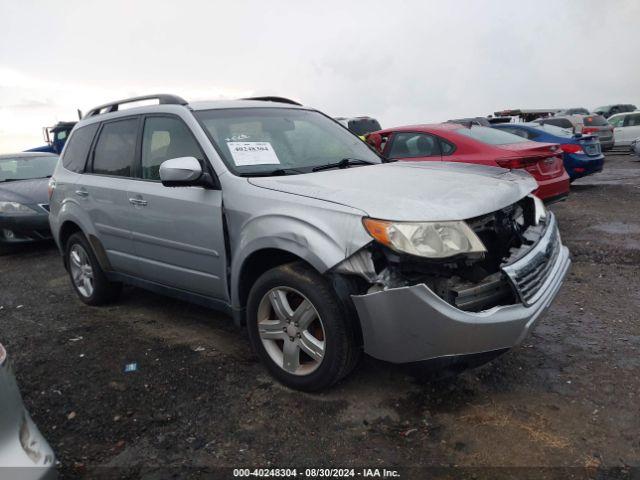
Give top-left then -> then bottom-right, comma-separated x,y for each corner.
362,218 -> 487,259
531,195 -> 547,225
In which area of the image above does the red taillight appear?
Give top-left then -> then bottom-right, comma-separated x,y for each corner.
560,144 -> 584,154
496,157 -> 539,169
582,127 -> 598,134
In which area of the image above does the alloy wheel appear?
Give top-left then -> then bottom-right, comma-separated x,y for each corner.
256,287 -> 326,375
69,244 -> 94,298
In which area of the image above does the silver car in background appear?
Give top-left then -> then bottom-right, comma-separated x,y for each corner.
49,95 -> 570,391
0,343 -> 56,478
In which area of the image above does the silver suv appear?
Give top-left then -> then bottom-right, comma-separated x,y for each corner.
49,95 -> 570,391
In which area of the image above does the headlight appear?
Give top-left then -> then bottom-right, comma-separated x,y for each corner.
0,202 -> 37,215
362,218 -> 486,259
531,195 -> 547,225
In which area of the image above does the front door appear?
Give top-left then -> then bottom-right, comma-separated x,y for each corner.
126,115 -> 228,300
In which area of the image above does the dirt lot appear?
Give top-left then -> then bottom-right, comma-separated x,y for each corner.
1,153 -> 639,479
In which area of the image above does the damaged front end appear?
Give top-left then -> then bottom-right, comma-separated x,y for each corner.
331,195 -> 570,364
334,195 -> 547,312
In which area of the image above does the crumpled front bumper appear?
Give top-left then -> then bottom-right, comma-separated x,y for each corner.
351,214 -> 571,364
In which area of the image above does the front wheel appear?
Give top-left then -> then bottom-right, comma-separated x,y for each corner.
246,262 -> 361,391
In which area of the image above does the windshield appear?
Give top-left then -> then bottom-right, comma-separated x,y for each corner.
456,126 -> 529,145
194,108 -> 382,176
0,155 -> 58,182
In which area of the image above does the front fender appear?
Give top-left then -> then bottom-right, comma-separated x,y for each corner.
229,210 -> 371,308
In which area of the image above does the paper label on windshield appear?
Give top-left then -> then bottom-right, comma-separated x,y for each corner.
227,142 -> 280,166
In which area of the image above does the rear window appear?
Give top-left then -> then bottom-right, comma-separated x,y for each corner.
583,115 -> 608,127
61,123 -> 99,173
456,126 -> 529,145
540,117 -> 574,129
533,123 -> 574,138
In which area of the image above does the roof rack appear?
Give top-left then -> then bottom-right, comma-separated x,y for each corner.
242,96 -> 302,106
84,94 -> 188,118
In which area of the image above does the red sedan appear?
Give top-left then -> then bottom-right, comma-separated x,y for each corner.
366,123 -> 570,202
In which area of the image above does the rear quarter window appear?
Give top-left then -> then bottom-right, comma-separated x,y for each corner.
61,123 -> 99,173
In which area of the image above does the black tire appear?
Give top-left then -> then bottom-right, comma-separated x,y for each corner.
65,232 -> 121,305
246,262 -> 361,391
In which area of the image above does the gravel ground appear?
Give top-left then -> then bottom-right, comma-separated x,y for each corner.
1,153 -> 639,479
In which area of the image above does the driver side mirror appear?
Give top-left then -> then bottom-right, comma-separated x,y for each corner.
159,157 -> 216,188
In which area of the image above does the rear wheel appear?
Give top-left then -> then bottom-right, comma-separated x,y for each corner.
65,233 -> 121,305
246,262 -> 361,391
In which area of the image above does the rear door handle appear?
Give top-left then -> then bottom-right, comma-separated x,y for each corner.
75,189 -> 89,197
129,198 -> 148,207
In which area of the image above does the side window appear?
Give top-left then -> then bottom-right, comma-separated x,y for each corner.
141,117 -> 202,180
61,123 -> 99,173
609,116 -> 623,128
625,114 -> 640,127
92,118 -> 138,177
388,132 -> 441,159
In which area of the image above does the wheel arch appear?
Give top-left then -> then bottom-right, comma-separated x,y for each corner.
233,247 -> 321,325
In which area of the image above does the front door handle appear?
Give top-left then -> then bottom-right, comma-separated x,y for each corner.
75,189 -> 89,197
129,198 -> 148,207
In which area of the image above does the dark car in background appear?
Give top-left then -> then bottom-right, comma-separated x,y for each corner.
0,153 -> 58,250
594,104 -> 637,118
492,123 -> 604,181
366,124 -> 570,202
335,116 -> 382,138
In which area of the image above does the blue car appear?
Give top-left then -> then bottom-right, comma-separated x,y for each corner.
492,122 -> 604,181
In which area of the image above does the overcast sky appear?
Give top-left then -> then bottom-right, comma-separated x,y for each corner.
1,0 -> 639,152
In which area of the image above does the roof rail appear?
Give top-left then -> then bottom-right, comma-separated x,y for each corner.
242,96 -> 302,106
84,94 -> 188,118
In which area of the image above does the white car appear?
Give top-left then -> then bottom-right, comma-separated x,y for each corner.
608,111 -> 640,147
630,137 -> 640,157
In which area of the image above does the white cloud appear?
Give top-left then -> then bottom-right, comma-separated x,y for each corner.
1,0 -> 639,152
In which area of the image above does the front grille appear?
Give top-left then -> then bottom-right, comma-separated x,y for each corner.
503,224 -> 560,306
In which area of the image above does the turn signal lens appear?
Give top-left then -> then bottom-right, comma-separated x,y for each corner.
362,218 -> 391,245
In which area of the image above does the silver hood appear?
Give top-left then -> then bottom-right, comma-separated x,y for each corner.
248,161 -> 537,221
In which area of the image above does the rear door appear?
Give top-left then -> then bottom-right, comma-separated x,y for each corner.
82,117 -> 141,273
383,132 -> 442,161
126,114 -> 228,300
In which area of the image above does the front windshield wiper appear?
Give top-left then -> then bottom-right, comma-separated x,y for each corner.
238,167 -> 305,177
311,158 -> 378,172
